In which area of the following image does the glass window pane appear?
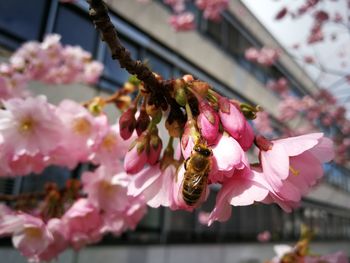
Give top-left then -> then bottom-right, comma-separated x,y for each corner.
0,0 -> 47,40
143,52 -> 172,80
137,208 -> 161,230
103,39 -> 139,85
227,25 -> 240,55
206,20 -> 222,44
54,5 -> 97,53
20,166 -> 71,193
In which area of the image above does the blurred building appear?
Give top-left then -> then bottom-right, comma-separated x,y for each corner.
0,0 -> 349,262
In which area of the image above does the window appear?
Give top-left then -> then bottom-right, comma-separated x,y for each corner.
20,166 -> 72,193
103,38 -> 139,86
205,19 -> 223,45
53,5 -> 97,53
0,0 -> 48,41
226,24 -> 241,55
144,51 -> 173,80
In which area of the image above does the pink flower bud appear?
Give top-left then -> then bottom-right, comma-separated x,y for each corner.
182,74 -> 194,82
181,120 -> 200,159
236,122 -> 254,151
197,101 -> 219,144
148,134 -> 162,165
119,108 -> 136,140
135,109 -> 150,136
124,136 -> 148,174
218,97 -> 245,140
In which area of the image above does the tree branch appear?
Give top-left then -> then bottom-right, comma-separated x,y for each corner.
87,0 -> 168,109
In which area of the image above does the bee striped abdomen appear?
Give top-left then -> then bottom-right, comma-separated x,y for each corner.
182,171 -> 208,206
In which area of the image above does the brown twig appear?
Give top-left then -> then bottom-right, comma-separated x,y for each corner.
86,0 -> 169,109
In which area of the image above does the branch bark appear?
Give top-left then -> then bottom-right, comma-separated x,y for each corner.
87,0 -> 168,109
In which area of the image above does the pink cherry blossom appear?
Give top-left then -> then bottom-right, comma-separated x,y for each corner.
218,97 -> 245,140
82,165 -> 130,213
259,133 -> 334,212
35,219 -> 68,262
257,230 -> 271,243
236,121 -> 254,151
0,34 -> 102,100
128,163 -> 178,208
266,77 -> 289,95
7,153 -> 47,176
0,204 -> 23,235
207,167 -> 269,225
11,214 -> 54,261
148,134 -> 162,165
195,0 -> 229,21
62,199 -> 103,250
91,124 -> 135,167
164,0 -> 186,13
209,134 -> 250,183
101,195 -> 147,236
217,98 -> 254,151
0,96 -> 63,157
197,100 -> 219,144
245,47 -> 280,66
53,99 -> 105,167
124,135 -> 148,174
198,211 -> 210,225
169,13 -> 195,31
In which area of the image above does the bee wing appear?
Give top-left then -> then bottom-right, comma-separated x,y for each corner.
191,172 -> 208,188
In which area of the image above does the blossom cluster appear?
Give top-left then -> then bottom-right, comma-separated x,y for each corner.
245,47 -> 281,66
255,84 -> 350,165
0,95 -> 147,261
274,1 -> 347,45
138,0 -> 228,31
0,34 -> 103,100
0,36 -> 146,261
119,74 -> 334,226
0,29 -> 336,262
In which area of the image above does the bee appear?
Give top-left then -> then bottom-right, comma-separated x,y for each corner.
182,143 -> 212,206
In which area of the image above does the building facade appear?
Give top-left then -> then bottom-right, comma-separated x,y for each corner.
0,0 -> 349,262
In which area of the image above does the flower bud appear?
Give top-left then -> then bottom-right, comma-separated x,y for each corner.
175,87 -> 187,107
87,97 -> 105,116
115,95 -> 131,111
236,122 -> 254,151
254,135 -> 273,151
127,75 -> 141,87
165,118 -> 183,138
197,101 -> 219,144
191,81 -> 209,98
124,135 -> 148,174
136,109 -> 150,136
218,97 -> 245,140
148,133 -> 162,165
146,100 -> 161,119
123,82 -> 137,94
240,103 -> 260,120
181,119 -> 200,159
119,108 -> 136,140
165,106 -> 186,138
182,74 -> 194,82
